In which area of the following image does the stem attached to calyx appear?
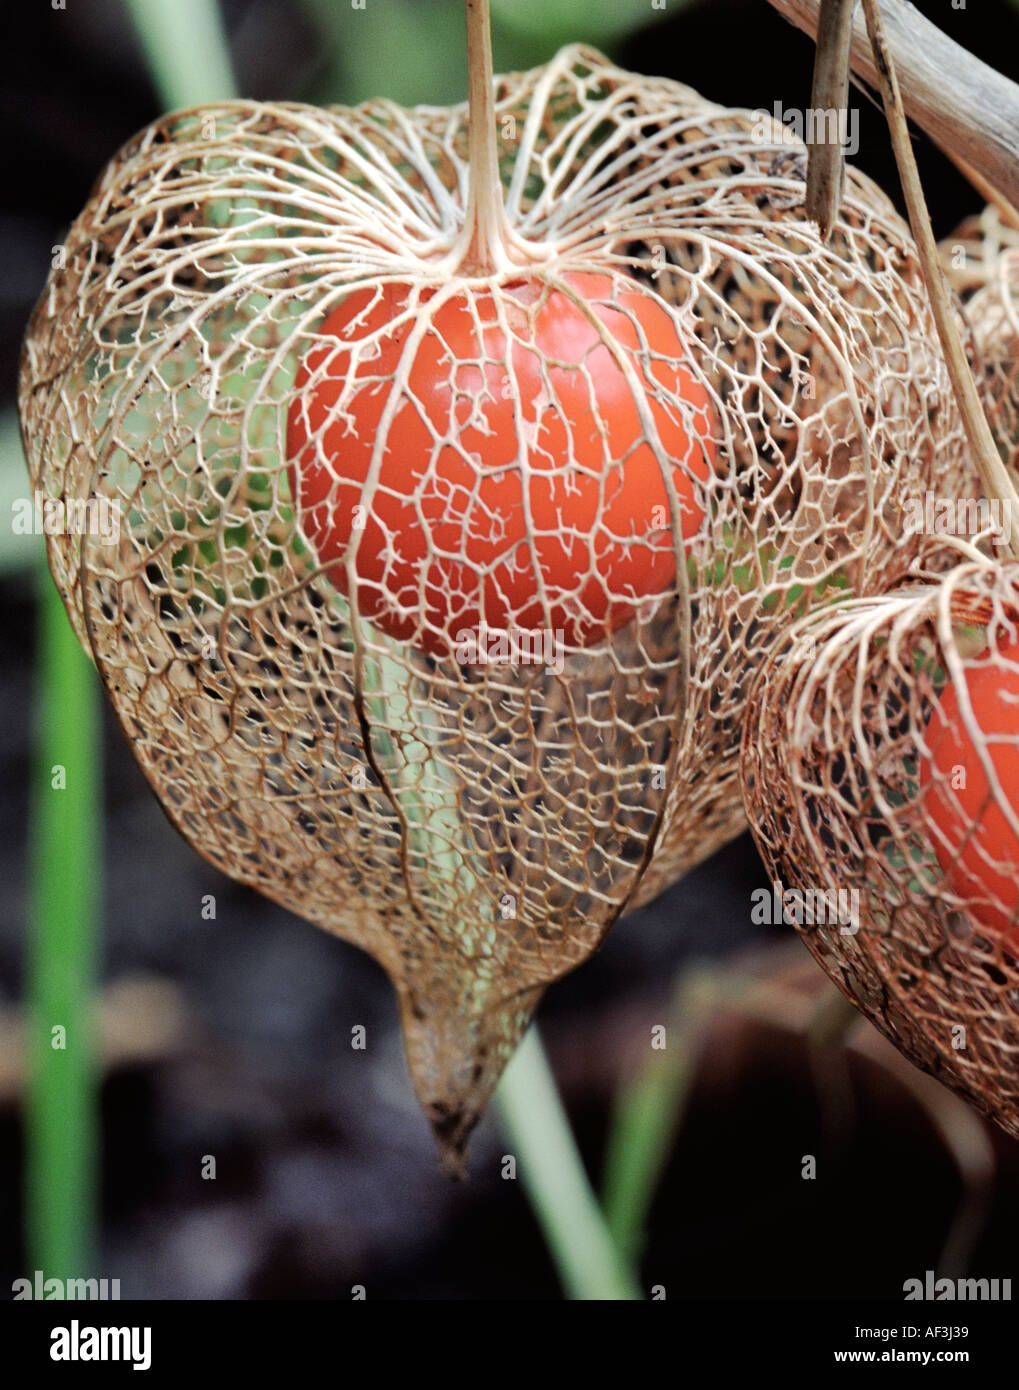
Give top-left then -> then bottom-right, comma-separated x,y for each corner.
450,0 -> 543,276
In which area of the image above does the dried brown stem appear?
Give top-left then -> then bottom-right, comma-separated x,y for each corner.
805,0 -> 856,241
767,0 -> 1019,212
861,0 -> 1019,560
451,0 -> 539,275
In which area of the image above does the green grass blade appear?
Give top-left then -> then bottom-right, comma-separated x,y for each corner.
22,0 -> 238,1288
122,0 -> 238,109
25,576 -> 102,1280
496,1027 -> 643,1300
600,970 -> 714,1263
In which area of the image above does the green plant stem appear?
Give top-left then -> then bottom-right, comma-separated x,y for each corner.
122,0 -> 238,109
24,0 -> 241,1286
25,578 -> 102,1279
601,970 -> 714,1263
601,1062 -> 694,1264
495,1026 -> 642,1300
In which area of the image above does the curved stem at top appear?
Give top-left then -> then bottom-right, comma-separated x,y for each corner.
861,0 -> 1019,560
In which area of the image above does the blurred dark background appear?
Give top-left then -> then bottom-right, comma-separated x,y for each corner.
2,0 -> 1019,1300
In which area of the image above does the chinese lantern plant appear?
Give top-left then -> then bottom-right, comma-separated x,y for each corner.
729,0 -> 1019,1153
739,562 -> 1019,1142
276,0 -> 719,990
25,0 -> 981,1173
921,634 -> 1019,952
927,218 -> 1019,952
284,11 -> 716,660
19,0 -> 733,1175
